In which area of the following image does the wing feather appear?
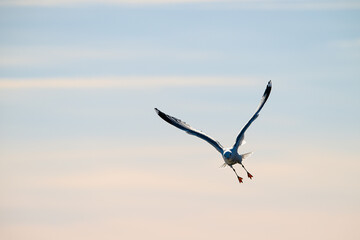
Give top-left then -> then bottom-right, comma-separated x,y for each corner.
155,108 -> 224,154
232,80 -> 272,151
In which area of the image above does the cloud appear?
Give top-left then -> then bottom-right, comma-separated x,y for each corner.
1,168 -> 233,196
0,46 -> 220,68
1,210 -> 358,240
0,0 -> 218,6
0,76 -> 260,89
330,38 -> 360,48
1,136 -> 359,240
0,47 -> 115,68
1,0 -> 360,10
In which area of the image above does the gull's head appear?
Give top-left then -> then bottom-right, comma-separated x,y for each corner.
223,150 -> 232,160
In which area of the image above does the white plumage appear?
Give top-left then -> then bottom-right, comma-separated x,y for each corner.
155,80 -> 272,183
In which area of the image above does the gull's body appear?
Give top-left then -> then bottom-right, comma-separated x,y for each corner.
155,80 -> 272,183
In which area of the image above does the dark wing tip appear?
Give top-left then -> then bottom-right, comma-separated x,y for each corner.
154,108 -> 174,126
155,108 -> 168,120
263,80 -> 272,97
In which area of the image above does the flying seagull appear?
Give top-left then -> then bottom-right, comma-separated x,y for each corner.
155,80 -> 272,183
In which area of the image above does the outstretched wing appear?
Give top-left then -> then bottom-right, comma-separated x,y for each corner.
155,108 -> 224,154
232,80 -> 272,151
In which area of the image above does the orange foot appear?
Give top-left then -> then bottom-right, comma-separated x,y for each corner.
238,176 -> 243,183
247,173 -> 253,179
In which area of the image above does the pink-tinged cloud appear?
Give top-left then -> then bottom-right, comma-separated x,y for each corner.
0,77 -> 260,89
1,0 -> 360,10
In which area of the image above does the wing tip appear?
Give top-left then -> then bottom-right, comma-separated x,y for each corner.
155,108 -> 174,125
261,80 -> 272,99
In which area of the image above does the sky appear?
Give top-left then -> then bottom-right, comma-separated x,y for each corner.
0,0 -> 360,239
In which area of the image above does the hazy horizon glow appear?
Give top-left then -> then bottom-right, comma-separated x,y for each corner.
1,0 -> 360,11
1,1 -> 359,240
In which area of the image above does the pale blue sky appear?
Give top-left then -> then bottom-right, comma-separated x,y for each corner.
1,1 -> 360,240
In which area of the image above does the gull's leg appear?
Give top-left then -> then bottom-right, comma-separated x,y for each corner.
230,166 -> 243,183
241,163 -> 253,179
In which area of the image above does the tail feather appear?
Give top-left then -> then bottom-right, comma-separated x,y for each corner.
219,162 -> 227,168
241,152 -> 253,160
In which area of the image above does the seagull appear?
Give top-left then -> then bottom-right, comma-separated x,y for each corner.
155,80 -> 272,183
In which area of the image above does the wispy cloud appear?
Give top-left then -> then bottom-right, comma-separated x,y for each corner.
242,1 -> 360,10
1,209 -> 358,240
0,46 -> 220,68
0,0 -> 218,6
330,38 -> 360,48
0,168 -> 234,197
0,76 -> 260,89
0,47 -> 115,68
1,0 -> 360,10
